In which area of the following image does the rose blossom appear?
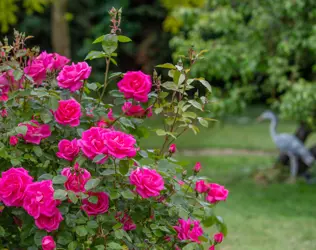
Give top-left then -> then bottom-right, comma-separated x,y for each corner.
129,167 -> 164,198
0,72 -> 10,101
81,192 -> 109,216
23,180 -> 58,219
209,245 -> 215,250
24,58 -> 47,85
0,109 -> 7,117
104,131 -> 138,159
206,183 -> 229,204
193,162 -> 202,172
61,163 -> 91,193
18,120 -> 51,144
214,232 -> 224,243
96,108 -> 115,128
35,208 -> 63,232
78,127 -> 110,164
116,212 -> 136,231
169,144 -> 176,154
195,180 -> 209,193
122,102 -> 152,118
54,99 -> 81,127
0,168 -> 33,206
117,71 -> 152,102
173,218 -> 204,243
51,53 -> 70,71
9,136 -> 18,146
56,139 -> 80,161
57,62 -> 91,92
42,236 -> 56,250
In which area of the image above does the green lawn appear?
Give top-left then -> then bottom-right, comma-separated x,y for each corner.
179,155 -> 316,250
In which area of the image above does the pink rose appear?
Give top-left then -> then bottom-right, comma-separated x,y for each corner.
169,144 -> 176,154
54,99 -> 81,127
116,212 -> 136,231
173,218 -> 204,243
56,139 -> 80,161
206,183 -> 229,204
57,62 -> 91,92
78,127 -> 110,164
35,208 -> 63,232
18,120 -> 51,144
0,168 -> 33,206
61,163 -> 91,193
117,71 -> 152,102
209,245 -> 215,250
51,53 -> 70,71
23,180 -> 58,219
195,180 -> 209,193
96,109 -> 115,128
0,72 -> 10,101
9,136 -> 18,146
214,232 -> 224,243
24,59 -> 47,85
130,167 -> 164,198
81,192 -> 109,216
42,236 -> 56,250
193,162 -> 202,172
104,131 -> 138,159
1,109 -> 7,117
122,102 -> 152,118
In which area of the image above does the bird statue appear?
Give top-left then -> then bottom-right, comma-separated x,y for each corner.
257,110 -> 314,183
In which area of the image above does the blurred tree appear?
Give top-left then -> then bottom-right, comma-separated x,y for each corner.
163,0 -> 316,173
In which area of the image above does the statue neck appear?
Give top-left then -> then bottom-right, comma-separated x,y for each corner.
269,117 -> 277,139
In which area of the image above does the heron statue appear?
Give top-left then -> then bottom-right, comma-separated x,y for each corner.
257,110 -> 314,182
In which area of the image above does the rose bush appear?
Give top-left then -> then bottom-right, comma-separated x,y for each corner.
0,8 -> 228,250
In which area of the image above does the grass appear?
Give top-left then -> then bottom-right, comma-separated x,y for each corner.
140,106 -> 316,151
179,155 -> 316,250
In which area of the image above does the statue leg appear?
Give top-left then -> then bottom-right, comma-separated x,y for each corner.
287,153 -> 298,183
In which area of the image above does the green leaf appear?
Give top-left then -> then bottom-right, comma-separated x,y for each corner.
102,34 -> 118,55
119,117 -> 135,128
110,58 -> 118,66
198,117 -> 208,127
85,51 -> 106,60
53,175 -> 67,184
86,82 -> 98,91
109,190 -> 120,199
121,189 -> 135,200
75,226 -> 88,237
183,112 -> 197,119
57,231 -> 73,245
114,229 -> 124,239
188,100 -> 203,111
87,220 -> 99,229
88,195 -> 98,204
40,110 -> 53,123
68,191 -> 78,204
94,246 -> 105,250
93,35 -> 105,44
156,129 -> 167,136
54,189 -> 68,200
100,169 -> 116,176
13,69 -> 23,81
93,154 -> 106,163
154,107 -> 163,114
0,226 -> 5,237
199,79 -> 212,92
33,146 -> 43,157
84,178 -> 100,191
68,241 -> 78,250
34,231 -> 47,246
15,125 -> 28,135
162,81 -> 178,91
109,89 -> 124,97
38,173 -> 53,181
155,63 -> 176,69
49,96 -> 59,110
119,160 -> 129,175
182,243 -> 199,250
106,242 -> 122,249
118,35 -> 132,43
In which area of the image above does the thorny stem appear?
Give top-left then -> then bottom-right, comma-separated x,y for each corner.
98,56 -> 111,106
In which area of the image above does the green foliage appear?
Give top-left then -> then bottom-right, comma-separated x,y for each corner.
0,0 -> 49,33
164,0 -> 316,125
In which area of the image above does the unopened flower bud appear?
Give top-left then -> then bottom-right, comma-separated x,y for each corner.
193,162 -> 202,173
169,144 -> 176,154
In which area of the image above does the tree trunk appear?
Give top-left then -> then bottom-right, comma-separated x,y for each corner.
276,122 -> 314,174
51,0 -> 70,58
